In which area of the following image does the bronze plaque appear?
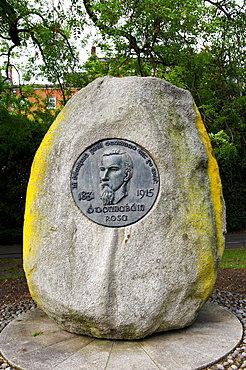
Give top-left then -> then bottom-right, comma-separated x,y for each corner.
71,139 -> 159,227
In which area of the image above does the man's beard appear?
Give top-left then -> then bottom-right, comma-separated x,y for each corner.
100,184 -> 115,205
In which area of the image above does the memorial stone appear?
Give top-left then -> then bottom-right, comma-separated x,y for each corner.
24,76 -> 226,340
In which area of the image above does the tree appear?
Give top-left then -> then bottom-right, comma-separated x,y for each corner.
0,0 -> 86,103
0,0 -> 245,232
0,85 -> 52,242
81,0 -> 246,230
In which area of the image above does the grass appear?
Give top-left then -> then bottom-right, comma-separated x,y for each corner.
0,257 -> 25,280
220,249 -> 246,269
0,273 -> 25,280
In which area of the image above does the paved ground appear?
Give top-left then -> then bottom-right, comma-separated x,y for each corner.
0,244 -> 22,258
0,233 -> 245,258
225,233 -> 246,249
0,303 -> 242,370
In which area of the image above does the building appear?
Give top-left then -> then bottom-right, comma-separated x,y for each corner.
12,85 -> 78,112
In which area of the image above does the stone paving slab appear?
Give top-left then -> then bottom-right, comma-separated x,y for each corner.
0,302 -> 243,370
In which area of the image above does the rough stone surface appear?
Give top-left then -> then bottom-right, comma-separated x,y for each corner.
23,76 -> 225,339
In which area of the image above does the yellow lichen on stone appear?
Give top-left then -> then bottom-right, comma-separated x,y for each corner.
23,110 -> 65,295
195,107 -> 224,258
195,251 -> 217,302
193,106 -> 225,301
168,111 -> 218,301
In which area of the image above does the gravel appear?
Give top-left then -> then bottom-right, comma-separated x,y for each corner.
0,290 -> 245,370
0,299 -> 37,370
205,290 -> 246,370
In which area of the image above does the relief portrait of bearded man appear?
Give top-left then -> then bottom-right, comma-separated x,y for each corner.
99,148 -> 133,205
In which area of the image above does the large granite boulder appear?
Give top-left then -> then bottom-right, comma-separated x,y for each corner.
24,76 -> 225,340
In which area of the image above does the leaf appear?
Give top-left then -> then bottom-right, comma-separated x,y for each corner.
32,331 -> 43,337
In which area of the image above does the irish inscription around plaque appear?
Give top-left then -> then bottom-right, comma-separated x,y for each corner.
71,139 -> 159,227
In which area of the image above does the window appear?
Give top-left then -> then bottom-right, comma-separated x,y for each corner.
46,96 -> 56,109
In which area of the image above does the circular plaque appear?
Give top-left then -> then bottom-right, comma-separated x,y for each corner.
71,139 -> 159,227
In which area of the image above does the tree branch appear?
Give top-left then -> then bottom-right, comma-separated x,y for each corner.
0,34 -> 11,41
0,0 -> 21,45
204,0 -> 232,19
58,30 -> 77,71
83,0 -> 101,28
3,44 -> 18,82
83,0 -> 143,57
29,31 -> 67,104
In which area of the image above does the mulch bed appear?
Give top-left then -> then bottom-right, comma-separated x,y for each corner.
214,268 -> 246,295
0,268 -> 245,307
0,277 -> 30,306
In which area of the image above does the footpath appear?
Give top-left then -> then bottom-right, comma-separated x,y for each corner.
0,233 -> 245,259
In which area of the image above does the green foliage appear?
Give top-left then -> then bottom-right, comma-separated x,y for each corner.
0,0 -> 245,237
76,54 -> 154,87
0,0 -> 87,100
222,183 -> 246,231
209,131 -> 239,174
220,249 -> 246,269
31,331 -> 43,337
0,85 -> 52,243
209,130 -> 246,230
82,0 -> 246,231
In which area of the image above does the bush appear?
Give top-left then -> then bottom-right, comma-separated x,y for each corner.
210,131 -> 246,231
0,107 -> 50,243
